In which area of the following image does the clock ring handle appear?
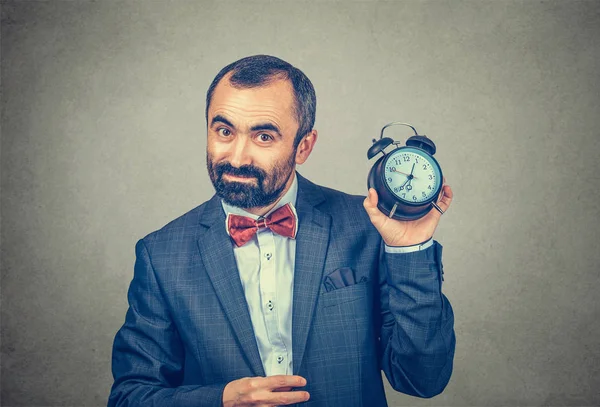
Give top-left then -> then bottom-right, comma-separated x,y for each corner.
379,121 -> 437,156
379,122 -> 419,140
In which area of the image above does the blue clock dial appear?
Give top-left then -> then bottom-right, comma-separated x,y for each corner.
383,147 -> 442,203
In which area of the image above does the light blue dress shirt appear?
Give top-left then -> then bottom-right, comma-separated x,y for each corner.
221,173 -> 431,376
221,175 -> 299,376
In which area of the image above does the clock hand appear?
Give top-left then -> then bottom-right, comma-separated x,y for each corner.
391,169 -> 418,179
406,163 -> 417,185
392,169 -> 411,177
399,178 -> 410,189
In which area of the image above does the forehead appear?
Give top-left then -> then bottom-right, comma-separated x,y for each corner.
208,76 -> 297,127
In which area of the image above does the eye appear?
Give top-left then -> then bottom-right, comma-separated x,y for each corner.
256,133 -> 274,143
217,128 -> 232,137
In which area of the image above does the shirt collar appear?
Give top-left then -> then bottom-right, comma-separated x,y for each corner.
221,172 -> 298,220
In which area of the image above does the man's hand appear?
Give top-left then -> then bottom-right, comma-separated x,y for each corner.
222,375 -> 310,407
363,179 -> 453,247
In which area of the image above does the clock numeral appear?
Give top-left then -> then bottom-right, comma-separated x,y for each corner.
403,156 -> 410,162
423,164 -> 427,170
412,195 -> 417,201
422,192 -> 426,197
393,159 -> 400,165
428,175 -> 433,180
428,185 -> 432,190
388,177 -> 392,182
402,193 -> 406,198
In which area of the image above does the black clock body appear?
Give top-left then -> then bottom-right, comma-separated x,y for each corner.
367,127 -> 443,221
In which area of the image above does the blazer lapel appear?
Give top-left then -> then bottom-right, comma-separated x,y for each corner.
292,174 -> 332,374
196,195 -> 265,377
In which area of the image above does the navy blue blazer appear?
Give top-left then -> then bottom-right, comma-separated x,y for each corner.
109,173 -> 455,406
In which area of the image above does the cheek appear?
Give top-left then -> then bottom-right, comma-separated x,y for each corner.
252,155 -> 275,173
269,151 -> 296,176
249,145 -> 281,165
206,139 -> 229,160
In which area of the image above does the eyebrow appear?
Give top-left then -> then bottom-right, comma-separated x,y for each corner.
250,122 -> 282,138
210,115 -> 235,129
211,115 -> 283,139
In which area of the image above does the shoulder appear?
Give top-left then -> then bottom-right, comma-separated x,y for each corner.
317,184 -> 366,213
297,174 -> 371,225
298,175 -> 381,249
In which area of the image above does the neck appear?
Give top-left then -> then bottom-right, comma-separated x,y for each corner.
244,171 -> 296,217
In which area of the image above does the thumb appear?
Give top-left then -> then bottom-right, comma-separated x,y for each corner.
368,188 -> 378,206
363,188 -> 380,217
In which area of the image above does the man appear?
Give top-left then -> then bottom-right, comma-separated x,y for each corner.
109,55 -> 455,407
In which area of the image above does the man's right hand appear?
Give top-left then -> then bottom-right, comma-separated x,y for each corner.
222,375 -> 310,406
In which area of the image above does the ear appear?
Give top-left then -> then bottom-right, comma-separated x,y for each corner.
295,129 -> 318,165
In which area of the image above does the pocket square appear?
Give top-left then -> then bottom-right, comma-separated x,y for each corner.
323,267 -> 368,292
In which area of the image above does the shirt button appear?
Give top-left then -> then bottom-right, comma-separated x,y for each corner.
265,252 -> 272,260
267,300 -> 274,310
277,356 -> 284,363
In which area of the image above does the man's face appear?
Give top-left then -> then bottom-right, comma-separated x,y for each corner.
206,76 -> 300,209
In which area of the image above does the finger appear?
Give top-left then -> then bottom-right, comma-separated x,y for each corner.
439,184 -> 453,202
265,375 -> 307,390
436,184 -> 453,212
264,390 -> 310,405
443,184 -> 453,200
438,177 -> 448,198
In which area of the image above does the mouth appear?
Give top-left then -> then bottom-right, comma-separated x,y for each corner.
223,173 -> 257,181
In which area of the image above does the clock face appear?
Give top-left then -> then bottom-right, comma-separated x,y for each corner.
383,147 -> 442,204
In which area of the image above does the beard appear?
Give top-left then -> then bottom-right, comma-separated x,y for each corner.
207,150 -> 296,209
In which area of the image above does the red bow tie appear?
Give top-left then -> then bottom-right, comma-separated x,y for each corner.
226,203 -> 298,247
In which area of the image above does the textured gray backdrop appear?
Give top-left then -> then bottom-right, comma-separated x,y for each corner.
1,1 -> 599,406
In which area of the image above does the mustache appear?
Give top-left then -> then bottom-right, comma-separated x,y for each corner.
213,162 -> 266,180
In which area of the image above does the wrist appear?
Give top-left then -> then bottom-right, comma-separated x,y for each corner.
385,238 -> 434,253
384,236 -> 433,247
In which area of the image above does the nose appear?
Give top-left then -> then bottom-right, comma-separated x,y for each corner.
227,136 -> 252,168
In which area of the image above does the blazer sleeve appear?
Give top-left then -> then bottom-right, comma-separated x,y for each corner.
108,239 -> 226,407
378,240 -> 456,398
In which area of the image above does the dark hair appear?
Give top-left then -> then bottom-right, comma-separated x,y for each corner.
205,55 -> 316,147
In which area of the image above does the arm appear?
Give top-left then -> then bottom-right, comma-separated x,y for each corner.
362,183 -> 455,397
108,239 -> 226,407
378,241 -> 455,397
109,240 -> 310,407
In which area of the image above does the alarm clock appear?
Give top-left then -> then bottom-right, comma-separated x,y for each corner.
367,122 -> 443,220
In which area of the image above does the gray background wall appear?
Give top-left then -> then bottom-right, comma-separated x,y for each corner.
1,1 -> 599,406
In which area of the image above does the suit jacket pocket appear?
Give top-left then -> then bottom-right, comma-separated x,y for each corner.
319,279 -> 369,308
